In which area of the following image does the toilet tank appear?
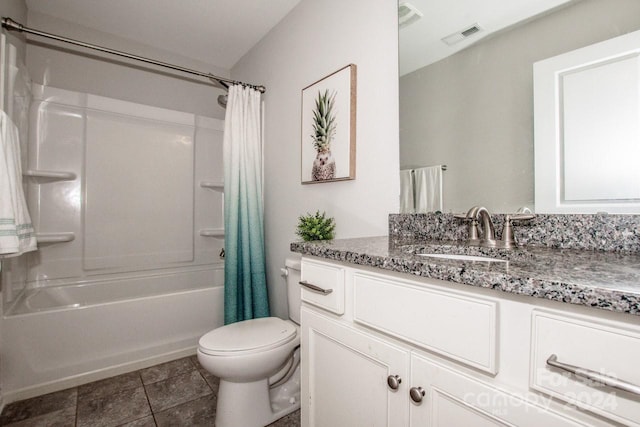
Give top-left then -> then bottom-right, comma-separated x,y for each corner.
284,258 -> 301,325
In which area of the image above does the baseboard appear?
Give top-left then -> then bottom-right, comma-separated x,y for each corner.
2,346 -> 197,405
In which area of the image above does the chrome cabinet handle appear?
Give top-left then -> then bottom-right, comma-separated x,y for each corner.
409,386 -> 425,403
299,281 -> 333,295
546,354 -> 640,396
387,375 -> 402,390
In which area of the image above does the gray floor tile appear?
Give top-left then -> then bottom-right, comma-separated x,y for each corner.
76,386 -> 151,427
0,355 -> 300,427
200,371 -> 220,395
1,405 -> 76,427
140,357 -> 195,385
79,371 -> 142,399
189,354 -> 220,393
267,409 -> 301,427
144,370 -> 212,413
0,388 -> 77,425
188,355 -> 202,369
153,394 -> 216,427
115,415 -> 157,427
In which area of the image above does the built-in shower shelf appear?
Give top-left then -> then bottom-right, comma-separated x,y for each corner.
35,232 -> 76,244
24,170 -> 77,181
200,181 -> 224,190
200,228 -> 225,237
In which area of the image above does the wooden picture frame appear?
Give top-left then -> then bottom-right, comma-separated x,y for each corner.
301,64 -> 356,184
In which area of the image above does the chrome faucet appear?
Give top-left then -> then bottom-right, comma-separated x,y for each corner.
455,206 -> 491,246
456,206 -> 534,248
475,207 -> 496,243
465,206 -> 496,246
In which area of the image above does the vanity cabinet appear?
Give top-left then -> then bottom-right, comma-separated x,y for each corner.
410,354 -> 582,426
302,308 -> 409,426
300,257 -> 640,427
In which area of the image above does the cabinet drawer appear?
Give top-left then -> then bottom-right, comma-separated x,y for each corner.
353,272 -> 498,374
300,258 -> 345,315
531,310 -> 640,427
411,354 -> 583,427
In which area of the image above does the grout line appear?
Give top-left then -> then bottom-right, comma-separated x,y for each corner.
75,386 -> 79,427
139,373 -> 158,426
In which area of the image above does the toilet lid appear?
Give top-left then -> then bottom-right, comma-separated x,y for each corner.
198,317 -> 297,355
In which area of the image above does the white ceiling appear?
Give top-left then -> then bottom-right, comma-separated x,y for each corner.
399,0 -> 573,75
25,0 -> 301,70
23,0 -> 574,76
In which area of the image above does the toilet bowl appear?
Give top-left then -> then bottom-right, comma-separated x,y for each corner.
197,258 -> 302,427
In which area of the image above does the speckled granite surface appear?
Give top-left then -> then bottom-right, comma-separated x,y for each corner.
389,213 -> 640,252
290,236 -> 640,316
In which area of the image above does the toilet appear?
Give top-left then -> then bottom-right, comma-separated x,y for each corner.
197,258 -> 302,427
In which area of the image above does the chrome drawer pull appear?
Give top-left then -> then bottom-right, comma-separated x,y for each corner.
299,281 -> 333,295
546,354 -> 640,396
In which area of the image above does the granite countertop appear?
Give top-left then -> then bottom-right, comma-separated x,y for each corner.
290,236 -> 640,316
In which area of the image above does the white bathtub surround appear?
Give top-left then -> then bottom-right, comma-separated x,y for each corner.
1,84 -> 226,403
223,85 -> 269,324
0,110 -> 36,257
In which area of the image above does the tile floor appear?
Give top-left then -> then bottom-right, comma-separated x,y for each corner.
0,355 -> 301,427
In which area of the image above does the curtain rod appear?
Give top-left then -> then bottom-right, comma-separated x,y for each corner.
1,17 -> 266,93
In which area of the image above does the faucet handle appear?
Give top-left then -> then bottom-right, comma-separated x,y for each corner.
509,213 -> 535,221
500,213 -> 535,248
453,213 -> 480,242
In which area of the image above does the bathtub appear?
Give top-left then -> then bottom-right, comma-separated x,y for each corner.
1,265 -> 224,403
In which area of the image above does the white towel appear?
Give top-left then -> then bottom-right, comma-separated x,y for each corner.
414,166 -> 443,213
0,110 -> 37,257
399,169 -> 415,213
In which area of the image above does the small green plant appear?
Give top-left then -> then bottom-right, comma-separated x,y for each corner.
296,211 -> 336,241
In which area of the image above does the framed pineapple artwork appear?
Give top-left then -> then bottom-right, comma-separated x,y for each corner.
301,64 -> 356,184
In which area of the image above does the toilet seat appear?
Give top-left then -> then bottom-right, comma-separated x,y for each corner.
199,317 -> 297,356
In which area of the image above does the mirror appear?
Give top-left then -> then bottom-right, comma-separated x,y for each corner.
398,0 -> 640,213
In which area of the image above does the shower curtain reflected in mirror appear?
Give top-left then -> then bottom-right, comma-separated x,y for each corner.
223,85 -> 270,324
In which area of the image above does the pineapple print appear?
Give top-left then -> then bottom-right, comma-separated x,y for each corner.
311,90 -> 337,181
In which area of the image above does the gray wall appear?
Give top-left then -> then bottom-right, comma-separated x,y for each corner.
0,0 -> 27,62
26,11 -> 229,118
399,0 -> 640,213
233,0 -> 400,319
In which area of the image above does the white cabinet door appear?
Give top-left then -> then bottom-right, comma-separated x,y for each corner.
301,307 -> 410,427
410,354 -> 583,427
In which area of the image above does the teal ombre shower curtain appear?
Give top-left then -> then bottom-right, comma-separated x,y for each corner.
223,85 -> 270,324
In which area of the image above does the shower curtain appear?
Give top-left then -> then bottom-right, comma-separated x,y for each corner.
223,85 -> 270,324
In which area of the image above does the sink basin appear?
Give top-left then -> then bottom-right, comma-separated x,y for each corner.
417,253 -> 507,263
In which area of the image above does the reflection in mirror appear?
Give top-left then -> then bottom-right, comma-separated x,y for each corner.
534,29 -> 640,213
399,0 -> 640,213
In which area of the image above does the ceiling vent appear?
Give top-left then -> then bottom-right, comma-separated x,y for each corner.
398,2 -> 423,29
442,23 -> 483,46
